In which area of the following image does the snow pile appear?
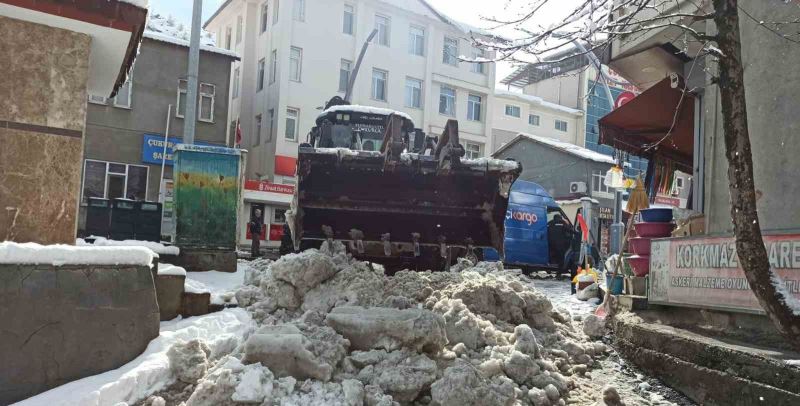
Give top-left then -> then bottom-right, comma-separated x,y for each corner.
134,249 -> 612,406
0,241 -> 154,267
157,263 -> 187,277
80,237 -> 180,256
184,266 -> 247,306
15,309 -> 254,406
318,105 -> 413,122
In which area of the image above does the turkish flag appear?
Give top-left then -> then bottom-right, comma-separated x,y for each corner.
235,119 -> 242,147
576,214 -> 589,242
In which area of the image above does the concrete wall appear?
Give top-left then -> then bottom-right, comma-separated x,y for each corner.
702,4 -> 800,234
0,17 -> 90,244
491,94 -> 582,150
0,262 -> 160,404
83,37 -> 235,204
492,137 -> 614,208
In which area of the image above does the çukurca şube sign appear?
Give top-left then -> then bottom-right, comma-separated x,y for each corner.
141,134 -> 216,165
649,234 -> 800,314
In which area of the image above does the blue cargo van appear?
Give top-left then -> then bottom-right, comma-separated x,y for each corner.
484,180 -> 576,272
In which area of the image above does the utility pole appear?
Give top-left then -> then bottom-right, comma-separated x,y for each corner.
183,0 -> 203,145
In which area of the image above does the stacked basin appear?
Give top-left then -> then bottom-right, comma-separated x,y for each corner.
628,208 -> 674,276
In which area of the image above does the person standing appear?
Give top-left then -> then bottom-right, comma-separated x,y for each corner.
249,209 -> 263,258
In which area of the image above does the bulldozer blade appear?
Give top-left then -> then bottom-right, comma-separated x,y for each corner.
292,146 -> 521,263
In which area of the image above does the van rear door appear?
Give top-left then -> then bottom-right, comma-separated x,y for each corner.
503,191 -> 548,266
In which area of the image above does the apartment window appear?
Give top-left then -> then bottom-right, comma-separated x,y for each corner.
285,108 -> 299,141
293,0 -> 305,21
443,36 -> 458,66
405,77 -> 422,109
439,85 -> 455,116
375,15 -> 390,46
409,25 -> 425,56
471,48 -> 486,74
82,160 -> 148,203
88,94 -> 107,105
505,105 -> 521,118
199,83 -> 215,122
269,49 -> 277,83
177,79 -> 188,117
267,108 -> 275,141
113,76 -> 132,108
273,0 -> 280,23
261,3 -> 269,33
467,94 -> 482,121
529,114 -> 540,126
372,69 -> 387,101
236,15 -> 243,44
289,47 -> 302,82
465,143 -> 482,159
339,59 -> 352,92
593,170 -> 613,198
233,67 -> 240,98
343,4 -> 354,35
555,119 -> 568,132
257,58 -> 266,91
225,26 -> 232,49
254,114 -> 262,146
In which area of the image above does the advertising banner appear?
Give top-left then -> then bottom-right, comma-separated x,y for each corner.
142,134 -> 216,165
649,234 -> 800,314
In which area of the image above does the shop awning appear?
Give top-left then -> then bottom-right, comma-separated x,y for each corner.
599,76 -> 695,171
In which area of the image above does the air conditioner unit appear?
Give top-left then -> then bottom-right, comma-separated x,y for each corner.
570,181 -> 587,194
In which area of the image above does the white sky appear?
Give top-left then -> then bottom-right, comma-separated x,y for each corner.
147,0 -> 583,86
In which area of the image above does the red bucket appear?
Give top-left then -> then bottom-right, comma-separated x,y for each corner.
634,222 -> 674,238
628,237 -> 652,255
627,255 -> 650,277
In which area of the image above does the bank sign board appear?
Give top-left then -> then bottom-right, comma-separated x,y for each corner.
649,234 -> 800,314
141,134 -> 216,165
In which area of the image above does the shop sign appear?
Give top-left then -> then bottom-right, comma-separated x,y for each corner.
244,180 -> 295,194
654,196 -> 681,207
649,234 -> 800,314
141,134 -> 215,165
598,207 -> 613,220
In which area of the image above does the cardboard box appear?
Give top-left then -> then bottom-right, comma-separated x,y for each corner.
672,214 -> 706,237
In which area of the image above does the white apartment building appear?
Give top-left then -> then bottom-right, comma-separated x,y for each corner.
204,0 -> 497,248
491,89 -> 583,152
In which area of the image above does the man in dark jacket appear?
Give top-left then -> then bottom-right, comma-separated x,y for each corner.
249,209 -> 263,258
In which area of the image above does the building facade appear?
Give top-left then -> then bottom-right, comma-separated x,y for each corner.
501,57 -> 647,177
491,90 -> 584,153
204,0 -> 498,249
79,33 -> 238,236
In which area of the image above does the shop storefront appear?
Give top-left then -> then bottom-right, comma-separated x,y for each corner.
239,180 -> 295,250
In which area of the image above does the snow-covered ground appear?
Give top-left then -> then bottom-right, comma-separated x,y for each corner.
14,309 -> 254,406
183,263 -> 247,305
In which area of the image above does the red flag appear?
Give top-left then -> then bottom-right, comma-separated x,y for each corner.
576,214 -> 589,242
235,119 -> 242,147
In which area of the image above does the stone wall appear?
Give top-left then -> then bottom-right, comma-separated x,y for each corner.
0,263 -> 160,404
0,16 -> 90,244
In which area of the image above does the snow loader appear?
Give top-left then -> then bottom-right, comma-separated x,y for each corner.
282,29 -> 522,271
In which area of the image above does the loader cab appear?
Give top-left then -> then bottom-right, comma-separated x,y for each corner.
310,104 -> 426,152
484,180 -> 572,272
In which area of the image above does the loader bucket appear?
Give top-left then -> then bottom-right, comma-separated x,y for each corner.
291,116 -> 521,270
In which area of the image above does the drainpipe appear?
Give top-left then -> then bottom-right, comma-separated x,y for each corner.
183,0 -> 203,144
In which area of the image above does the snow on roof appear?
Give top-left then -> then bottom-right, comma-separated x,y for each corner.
0,242 -> 155,267
494,89 -> 584,116
318,105 -> 413,122
143,31 -> 240,59
460,157 -> 521,173
494,133 -> 617,165
119,0 -> 149,9
416,0 -> 494,37
556,198 -> 600,206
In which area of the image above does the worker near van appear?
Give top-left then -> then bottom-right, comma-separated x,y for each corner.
249,209 -> 263,258
547,214 -> 571,272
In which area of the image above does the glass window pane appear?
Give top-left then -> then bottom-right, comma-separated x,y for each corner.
343,5 -> 354,34
83,161 -> 107,202
126,166 -> 148,200
108,163 -> 126,174
200,95 -> 213,120
107,174 -> 126,200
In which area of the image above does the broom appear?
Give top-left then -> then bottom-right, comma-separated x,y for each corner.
595,176 -> 649,317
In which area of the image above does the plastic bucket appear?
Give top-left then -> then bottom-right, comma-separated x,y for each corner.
606,273 -> 624,295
